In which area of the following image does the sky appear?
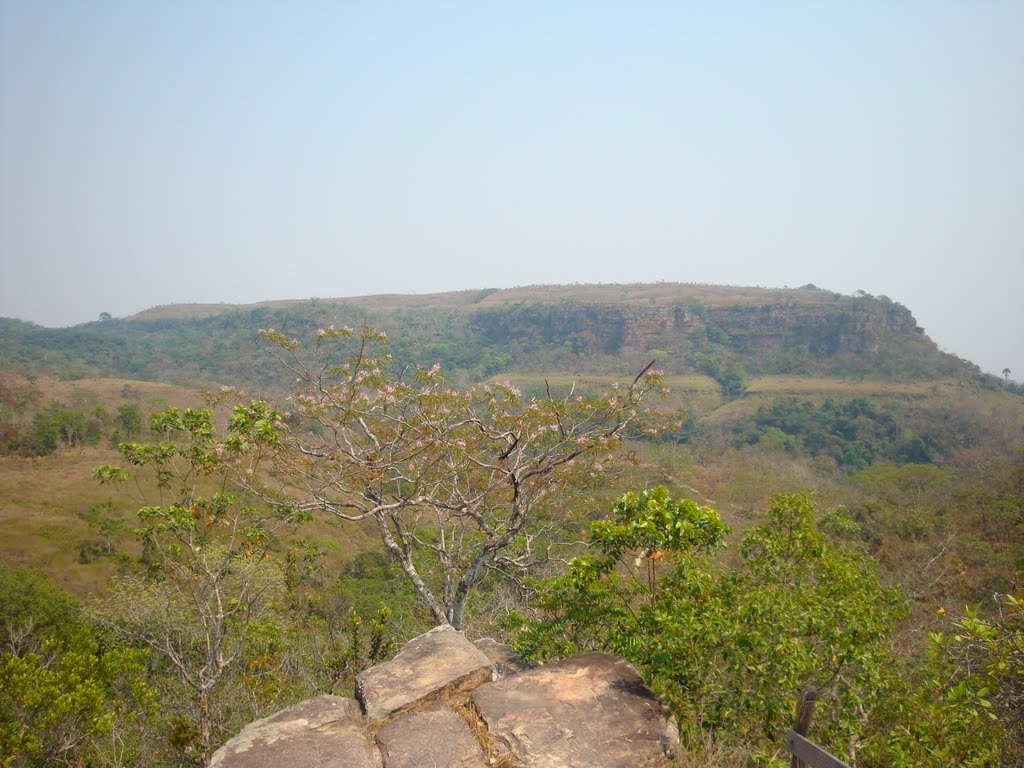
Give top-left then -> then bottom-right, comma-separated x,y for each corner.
1,2 -> 1021,379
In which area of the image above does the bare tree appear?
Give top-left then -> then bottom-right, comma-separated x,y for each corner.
242,325 -> 664,629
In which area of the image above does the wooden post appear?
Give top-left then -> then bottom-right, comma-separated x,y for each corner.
785,731 -> 852,768
790,689 -> 818,768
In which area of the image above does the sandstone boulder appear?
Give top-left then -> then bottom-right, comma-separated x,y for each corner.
209,695 -> 378,768
375,703 -> 486,768
355,624 -> 492,720
213,628 -> 679,768
471,652 -> 674,768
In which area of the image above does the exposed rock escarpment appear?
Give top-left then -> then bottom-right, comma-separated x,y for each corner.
471,295 -> 934,365
211,625 -> 676,768
22,284 -> 965,390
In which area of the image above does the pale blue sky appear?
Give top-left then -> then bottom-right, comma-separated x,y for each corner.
1,1 -> 1021,378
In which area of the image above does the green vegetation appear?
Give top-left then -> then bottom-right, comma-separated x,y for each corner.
736,395 -> 935,471
0,563 -> 400,768
511,491 -> 905,762
0,377 -> 149,457
2,406 -> 405,768
0,566 -> 157,767
0,286 -> 1021,765
94,405 -> 301,765
1,286 -> 1009,391
511,489 -> 1018,766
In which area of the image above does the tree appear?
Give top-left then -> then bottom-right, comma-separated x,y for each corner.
512,492 -> 906,762
115,403 -> 143,439
95,405 -> 298,767
0,566 -> 81,656
946,586 -> 1024,762
0,568 -> 155,768
245,324 -> 665,629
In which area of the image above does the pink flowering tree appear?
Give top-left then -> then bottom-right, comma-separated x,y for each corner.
244,324 -> 665,630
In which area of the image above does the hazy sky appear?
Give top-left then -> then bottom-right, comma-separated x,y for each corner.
1,2 -> 1021,378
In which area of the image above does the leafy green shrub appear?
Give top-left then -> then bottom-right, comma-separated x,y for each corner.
511,491 -> 905,763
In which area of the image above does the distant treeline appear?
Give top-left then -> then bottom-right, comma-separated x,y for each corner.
0,374 -> 144,456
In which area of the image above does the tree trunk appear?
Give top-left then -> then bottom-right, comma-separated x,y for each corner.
374,513 -> 449,626
199,689 -> 212,768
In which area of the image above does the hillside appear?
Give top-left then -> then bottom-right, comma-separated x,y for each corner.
0,283 -> 983,388
3,283 -> 1021,472
2,285 -> 1022,766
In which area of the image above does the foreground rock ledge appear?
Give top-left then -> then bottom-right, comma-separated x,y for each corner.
356,624 -> 492,721
471,652 -> 676,768
375,703 -> 486,768
212,627 -> 675,768
209,695 -> 377,768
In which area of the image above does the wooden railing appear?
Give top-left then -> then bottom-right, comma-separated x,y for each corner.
784,690 -> 852,768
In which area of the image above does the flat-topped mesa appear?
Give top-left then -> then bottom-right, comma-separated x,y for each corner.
211,625 -> 677,768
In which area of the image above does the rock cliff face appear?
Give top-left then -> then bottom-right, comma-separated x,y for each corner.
473,303 -> 698,355
468,292 -> 947,378
472,297 -> 932,359
703,299 -> 925,357
11,284 -> 964,388
211,625 -> 676,768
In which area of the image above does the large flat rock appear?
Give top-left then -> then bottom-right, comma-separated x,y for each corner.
356,624 -> 492,720
375,703 -> 487,768
209,695 -> 378,768
471,652 -> 674,768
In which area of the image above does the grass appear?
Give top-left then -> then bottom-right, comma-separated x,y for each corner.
5,369 -> 1022,602
0,376 -> 385,598
705,375 -> 1024,428
0,445 -> 133,594
0,442 -> 383,598
493,374 -> 1024,431
743,375 -> 937,395
495,372 -> 723,417
0,376 -> 217,572
40,376 -> 208,410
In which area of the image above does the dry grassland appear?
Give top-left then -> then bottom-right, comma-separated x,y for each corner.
40,376 -> 208,408
0,377 -> 383,596
0,446 -> 129,594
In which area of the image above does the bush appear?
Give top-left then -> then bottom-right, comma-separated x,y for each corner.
511,492 -> 906,763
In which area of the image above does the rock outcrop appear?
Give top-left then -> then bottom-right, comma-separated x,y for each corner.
211,625 -> 676,768
472,295 -> 934,363
471,652 -> 677,767
209,696 -> 378,768
355,625 -> 492,721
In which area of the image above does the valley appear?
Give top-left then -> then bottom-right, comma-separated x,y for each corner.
1,284 -> 1021,767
